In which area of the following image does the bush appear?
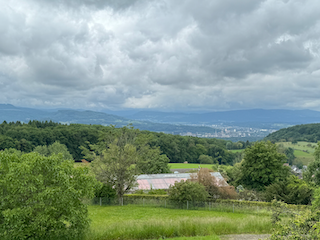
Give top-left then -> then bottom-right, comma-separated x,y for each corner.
168,180 -> 209,205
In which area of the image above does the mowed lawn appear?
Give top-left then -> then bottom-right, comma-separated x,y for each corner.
87,205 -> 272,240
169,163 -> 214,169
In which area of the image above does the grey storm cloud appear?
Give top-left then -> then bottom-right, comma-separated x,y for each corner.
1,0 -> 320,111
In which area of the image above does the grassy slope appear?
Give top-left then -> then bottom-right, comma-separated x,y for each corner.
87,205 -> 272,240
276,141 -> 316,165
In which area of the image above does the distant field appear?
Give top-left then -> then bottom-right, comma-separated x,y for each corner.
87,205 -> 271,240
229,149 -> 244,153
276,141 -> 316,166
169,163 -> 214,169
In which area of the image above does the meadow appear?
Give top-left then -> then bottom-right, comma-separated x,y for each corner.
86,205 -> 272,240
276,141 -> 316,165
168,163 -> 214,170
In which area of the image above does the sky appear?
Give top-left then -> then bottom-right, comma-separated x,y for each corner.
1,0 -> 320,112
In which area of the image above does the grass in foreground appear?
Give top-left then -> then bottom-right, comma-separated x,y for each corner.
87,205 -> 272,240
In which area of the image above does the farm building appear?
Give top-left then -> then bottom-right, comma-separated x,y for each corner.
134,172 -> 228,191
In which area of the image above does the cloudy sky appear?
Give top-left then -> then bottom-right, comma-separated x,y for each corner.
1,0 -> 320,112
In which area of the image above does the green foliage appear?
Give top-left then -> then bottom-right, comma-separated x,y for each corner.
0,120 -> 102,160
238,141 -> 290,191
271,206 -> 320,239
0,121 -> 236,164
95,183 -> 116,199
264,175 -> 313,205
198,154 -> 214,164
304,142 -> 320,186
89,126 -> 141,198
285,147 -> 295,165
0,151 -> 97,240
34,141 -> 73,160
147,188 -> 167,195
136,146 -> 171,174
265,123 -> 320,143
168,180 -> 209,204
296,161 -> 304,169
224,162 -> 241,186
311,187 -> 320,209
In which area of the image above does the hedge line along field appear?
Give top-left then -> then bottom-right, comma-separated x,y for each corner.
86,205 -> 272,240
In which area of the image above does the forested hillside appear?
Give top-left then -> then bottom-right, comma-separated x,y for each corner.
0,121 -> 235,164
264,123 -> 320,142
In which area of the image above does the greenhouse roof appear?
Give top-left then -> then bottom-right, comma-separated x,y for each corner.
134,172 -> 227,190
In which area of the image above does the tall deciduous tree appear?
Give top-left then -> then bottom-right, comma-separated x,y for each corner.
85,126 -> 146,198
0,150 -> 97,240
238,141 -> 289,191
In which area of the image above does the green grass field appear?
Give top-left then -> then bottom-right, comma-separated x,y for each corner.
229,149 -> 244,153
169,163 -> 214,169
276,141 -> 316,166
87,205 -> 272,240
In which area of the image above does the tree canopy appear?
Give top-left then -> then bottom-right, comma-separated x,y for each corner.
33,141 -> 73,160
0,120 -> 235,164
0,150 -> 97,240
238,141 -> 289,191
304,142 -> 320,186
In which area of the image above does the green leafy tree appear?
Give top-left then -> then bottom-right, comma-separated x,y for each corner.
86,126 -> 145,199
34,141 -> 73,160
136,147 -> 170,174
304,142 -> 320,186
270,196 -> 320,239
0,151 -> 97,240
265,175 -> 313,205
168,180 -> 209,205
198,154 -> 214,164
284,147 -> 295,165
238,141 -> 289,191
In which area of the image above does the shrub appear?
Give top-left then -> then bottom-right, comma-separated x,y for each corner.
168,180 -> 209,205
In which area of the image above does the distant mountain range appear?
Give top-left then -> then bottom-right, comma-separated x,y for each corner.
0,104 -> 220,134
1,104 -> 320,134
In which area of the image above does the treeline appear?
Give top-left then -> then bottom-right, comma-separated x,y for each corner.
0,121 -> 236,164
264,123 -> 320,142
